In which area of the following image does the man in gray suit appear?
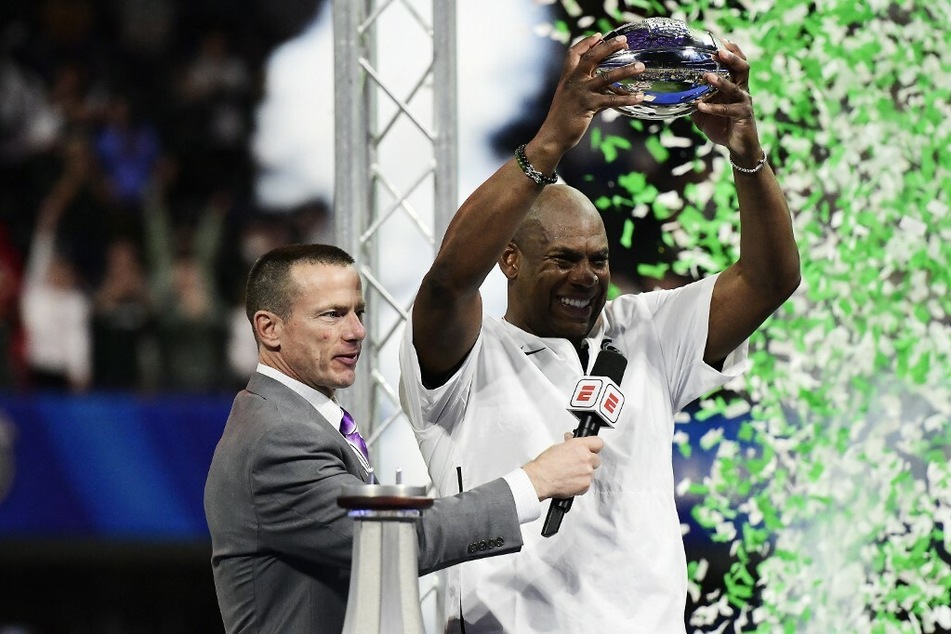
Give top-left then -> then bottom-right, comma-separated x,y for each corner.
204,243 -> 604,634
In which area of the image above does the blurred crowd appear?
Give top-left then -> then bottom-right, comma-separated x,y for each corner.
0,0 -> 333,394
0,0 -> 693,396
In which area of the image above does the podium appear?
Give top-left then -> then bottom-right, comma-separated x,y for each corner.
338,483 -> 434,634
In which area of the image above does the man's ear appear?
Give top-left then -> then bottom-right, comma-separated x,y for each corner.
253,310 -> 282,349
499,242 -> 520,280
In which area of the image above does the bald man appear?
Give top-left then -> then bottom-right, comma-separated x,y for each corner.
399,32 -> 800,633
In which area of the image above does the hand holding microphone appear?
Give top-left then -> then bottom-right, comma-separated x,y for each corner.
541,344 -> 628,537
521,434 -> 604,501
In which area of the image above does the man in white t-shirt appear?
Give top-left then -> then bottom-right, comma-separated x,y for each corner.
399,33 -> 800,632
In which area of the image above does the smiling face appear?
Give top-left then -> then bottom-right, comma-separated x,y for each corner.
258,262 -> 367,398
502,185 -> 610,344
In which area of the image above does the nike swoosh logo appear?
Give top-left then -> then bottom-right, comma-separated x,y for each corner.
523,348 -> 546,356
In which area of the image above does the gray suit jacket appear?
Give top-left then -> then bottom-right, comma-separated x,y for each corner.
204,372 -> 523,633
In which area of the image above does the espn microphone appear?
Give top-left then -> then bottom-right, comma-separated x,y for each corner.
541,344 -> 627,537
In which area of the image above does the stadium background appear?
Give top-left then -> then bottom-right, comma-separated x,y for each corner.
0,0 -> 948,631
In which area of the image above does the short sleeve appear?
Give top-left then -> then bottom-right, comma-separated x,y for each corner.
398,312 -> 482,434
628,275 -> 749,411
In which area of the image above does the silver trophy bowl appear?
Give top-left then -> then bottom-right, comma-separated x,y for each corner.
597,18 -> 730,121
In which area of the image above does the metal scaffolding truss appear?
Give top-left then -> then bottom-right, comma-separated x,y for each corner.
333,2 -> 458,625
331,0 -> 456,475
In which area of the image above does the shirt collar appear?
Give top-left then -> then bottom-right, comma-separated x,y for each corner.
499,315 -> 608,372
256,363 -> 342,425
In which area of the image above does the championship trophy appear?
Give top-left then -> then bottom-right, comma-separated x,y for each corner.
596,17 -> 731,121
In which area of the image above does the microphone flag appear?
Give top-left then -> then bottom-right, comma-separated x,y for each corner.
542,344 -> 627,537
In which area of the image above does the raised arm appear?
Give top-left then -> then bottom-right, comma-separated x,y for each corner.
413,34 -> 646,385
690,41 -> 801,365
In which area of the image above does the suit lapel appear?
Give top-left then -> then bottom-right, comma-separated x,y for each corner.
246,373 -> 372,482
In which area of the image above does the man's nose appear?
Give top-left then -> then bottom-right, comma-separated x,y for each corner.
346,313 -> 367,341
570,263 -> 598,287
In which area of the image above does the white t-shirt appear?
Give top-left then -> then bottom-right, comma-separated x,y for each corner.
399,274 -> 749,633
22,231 -> 91,385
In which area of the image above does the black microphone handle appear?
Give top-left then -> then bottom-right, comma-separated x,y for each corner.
541,413 -> 601,537
573,416 -> 601,439
541,346 -> 628,538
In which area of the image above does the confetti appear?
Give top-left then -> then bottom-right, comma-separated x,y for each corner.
548,1 -> 951,629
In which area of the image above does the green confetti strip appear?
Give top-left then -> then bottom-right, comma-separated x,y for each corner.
549,1 -> 951,630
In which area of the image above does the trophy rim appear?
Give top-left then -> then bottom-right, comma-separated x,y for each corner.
337,483 -> 435,511
604,18 -> 722,53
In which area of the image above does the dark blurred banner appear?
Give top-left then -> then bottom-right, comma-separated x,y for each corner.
0,392 -> 740,547
0,393 -> 231,541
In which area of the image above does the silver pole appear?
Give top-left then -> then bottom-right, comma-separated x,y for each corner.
332,0 -> 373,427
432,0 -> 458,243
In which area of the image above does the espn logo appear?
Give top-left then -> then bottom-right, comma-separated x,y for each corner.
568,377 -> 625,426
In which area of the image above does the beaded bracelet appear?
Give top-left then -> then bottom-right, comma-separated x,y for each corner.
515,144 -> 558,185
729,152 -> 768,174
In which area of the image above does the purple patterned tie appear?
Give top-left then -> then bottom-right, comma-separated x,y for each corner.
339,408 -> 370,463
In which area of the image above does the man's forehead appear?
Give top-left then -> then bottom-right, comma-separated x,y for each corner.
304,286 -> 366,315
292,262 -> 362,290
547,242 -> 609,256
539,218 -> 608,249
